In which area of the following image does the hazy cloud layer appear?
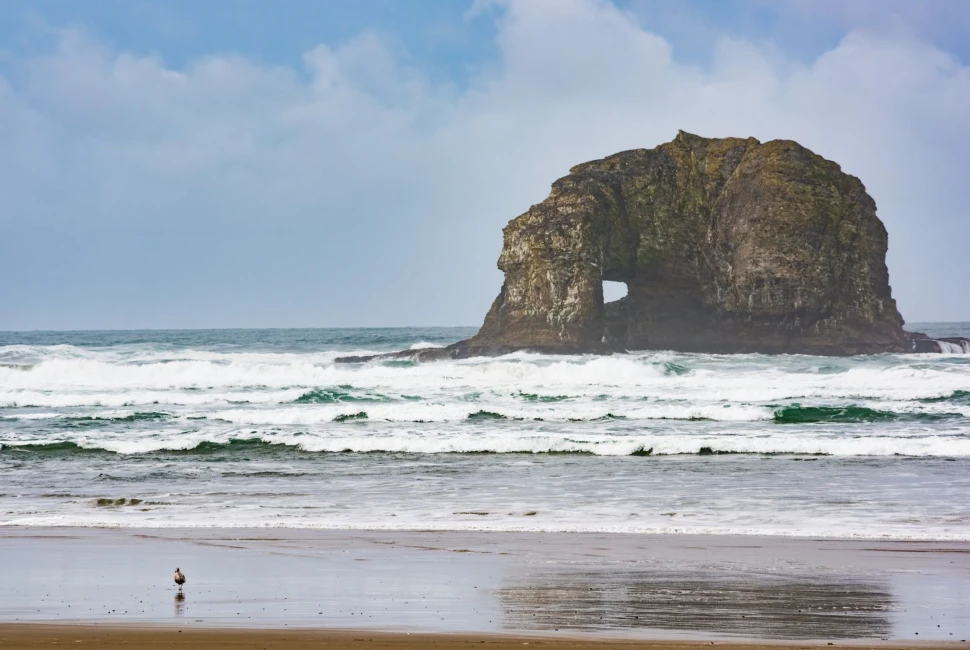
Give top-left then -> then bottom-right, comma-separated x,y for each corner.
1,0 -> 967,329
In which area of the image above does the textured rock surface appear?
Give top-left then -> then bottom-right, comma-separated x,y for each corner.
464,131 -> 910,356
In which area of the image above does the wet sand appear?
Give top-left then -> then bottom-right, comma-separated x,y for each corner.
0,528 -> 968,644
2,625 -> 967,650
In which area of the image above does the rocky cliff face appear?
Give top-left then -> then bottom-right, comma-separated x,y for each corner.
465,131 -> 910,356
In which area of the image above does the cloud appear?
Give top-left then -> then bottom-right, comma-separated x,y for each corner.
781,0 -> 970,48
1,0 -> 968,328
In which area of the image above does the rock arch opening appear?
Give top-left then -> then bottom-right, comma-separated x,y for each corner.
602,280 -> 628,303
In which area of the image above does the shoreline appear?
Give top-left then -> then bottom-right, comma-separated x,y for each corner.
3,522 -> 969,543
1,527 -> 968,643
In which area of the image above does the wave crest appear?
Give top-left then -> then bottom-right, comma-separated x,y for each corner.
5,433 -> 969,458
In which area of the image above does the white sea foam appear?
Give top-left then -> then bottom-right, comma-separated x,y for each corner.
3,344 -> 970,456
936,339 -> 970,354
5,426 -> 969,457
3,515 -> 968,541
409,341 -> 444,350
207,401 -> 775,425
2,349 -> 968,404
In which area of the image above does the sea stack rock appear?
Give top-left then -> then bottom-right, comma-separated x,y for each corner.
465,131 -> 909,356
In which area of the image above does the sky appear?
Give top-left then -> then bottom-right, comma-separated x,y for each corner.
1,0 -> 968,330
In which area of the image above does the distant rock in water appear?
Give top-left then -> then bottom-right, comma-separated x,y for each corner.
339,131 -> 966,362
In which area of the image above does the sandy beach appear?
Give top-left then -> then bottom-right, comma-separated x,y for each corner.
1,527 -> 967,646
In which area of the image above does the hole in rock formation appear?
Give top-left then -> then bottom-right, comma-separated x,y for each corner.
602,281 -> 628,303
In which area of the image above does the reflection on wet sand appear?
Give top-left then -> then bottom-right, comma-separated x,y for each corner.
500,570 -> 892,639
174,593 -> 185,617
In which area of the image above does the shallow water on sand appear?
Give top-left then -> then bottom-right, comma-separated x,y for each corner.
2,529 -> 968,641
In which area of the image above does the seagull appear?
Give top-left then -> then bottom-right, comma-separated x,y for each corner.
174,567 -> 186,593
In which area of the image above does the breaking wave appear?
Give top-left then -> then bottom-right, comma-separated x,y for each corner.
936,339 -> 970,354
3,346 -> 970,413
4,431 -> 969,457
771,405 -> 959,424
291,388 -> 390,404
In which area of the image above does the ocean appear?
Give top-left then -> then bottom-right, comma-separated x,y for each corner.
1,324 -> 968,540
